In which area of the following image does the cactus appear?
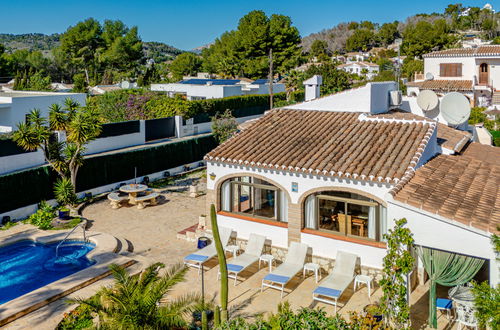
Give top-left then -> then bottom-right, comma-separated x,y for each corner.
214,305 -> 221,327
201,310 -> 208,330
210,204 -> 229,322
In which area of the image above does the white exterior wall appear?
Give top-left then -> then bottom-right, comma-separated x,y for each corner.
207,161 -> 392,268
218,214 -> 289,248
288,82 -> 396,114
478,58 -> 500,89
387,198 -> 498,286
424,56 -> 500,89
301,232 -> 387,268
151,83 -> 242,99
0,92 -> 86,131
0,150 -> 45,175
1,160 -> 205,221
424,57 -> 476,81
84,121 -> 146,155
207,162 -> 392,205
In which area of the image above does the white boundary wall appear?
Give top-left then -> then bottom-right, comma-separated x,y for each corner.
0,160 -> 205,221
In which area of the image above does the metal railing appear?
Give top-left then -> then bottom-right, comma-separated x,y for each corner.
55,222 -> 87,258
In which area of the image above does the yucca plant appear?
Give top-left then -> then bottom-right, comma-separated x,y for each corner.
72,262 -> 202,329
54,178 -> 77,207
12,99 -> 101,193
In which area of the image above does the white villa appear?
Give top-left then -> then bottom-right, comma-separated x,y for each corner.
407,45 -> 500,106
338,62 -> 379,80
0,91 -> 86,133
151,78 -> 285,100
204,81 -> 499,298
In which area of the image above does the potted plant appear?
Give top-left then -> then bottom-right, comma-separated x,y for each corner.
364,303 -> 383,322
58,207 -> 70,220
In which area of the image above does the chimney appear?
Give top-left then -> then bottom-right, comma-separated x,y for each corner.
303,75 -> 322,101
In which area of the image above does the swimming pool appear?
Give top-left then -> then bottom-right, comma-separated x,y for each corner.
0,240 -> 95,304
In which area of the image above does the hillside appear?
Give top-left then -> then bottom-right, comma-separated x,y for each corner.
0,33 -> 184,61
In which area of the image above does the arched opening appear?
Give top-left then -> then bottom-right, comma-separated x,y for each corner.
302,190 -> 387,242
219,176 -> 288,223
479,63 -> 488,85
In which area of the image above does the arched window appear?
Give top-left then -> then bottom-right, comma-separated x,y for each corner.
303,191 -> 386,242
220,176 -> 287,223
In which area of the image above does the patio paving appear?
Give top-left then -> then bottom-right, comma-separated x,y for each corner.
3,172 -> 459,329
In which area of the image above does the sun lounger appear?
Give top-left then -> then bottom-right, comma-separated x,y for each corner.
261,242 -> 309,298
218,233 -> 267,286
312,250 -> 358,312
184,227 -> 233,274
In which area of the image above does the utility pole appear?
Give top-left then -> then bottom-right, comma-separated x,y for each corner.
269,48 -> 273,110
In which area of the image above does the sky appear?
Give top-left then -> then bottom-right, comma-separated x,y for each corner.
0,1 -> 492,50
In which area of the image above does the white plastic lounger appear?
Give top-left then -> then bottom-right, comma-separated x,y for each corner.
312,250 -> 358,312
219,233 -> 266,286
183,227 -> 233,274
261,242 -> 309,298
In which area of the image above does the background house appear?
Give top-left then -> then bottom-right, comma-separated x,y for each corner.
151,78 -> 285,100
0,91 -> 86,133
337,62 -> 380,80
407,45 -> 500,107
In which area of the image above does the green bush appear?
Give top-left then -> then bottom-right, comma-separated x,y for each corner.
220,302 -> 381,329
25,201 -> 55,230
56,304 -> 93,330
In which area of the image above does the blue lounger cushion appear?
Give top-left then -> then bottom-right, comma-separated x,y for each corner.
264,274 -> 290,284
313,286 -> 342,298
227,264 -> 244,272
436,298 -> 453,309
184,254 -> 209,262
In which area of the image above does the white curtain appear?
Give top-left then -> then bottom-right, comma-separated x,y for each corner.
368,206 -> 376,239
254,187 -> 261,210
379,206 -> 387,241
304,195 -> 317,229
221,181 -> 231,211
279,191 -> 288,222
220,180 -> 231,212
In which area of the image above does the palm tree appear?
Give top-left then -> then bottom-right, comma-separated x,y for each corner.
73,263 -> 202,329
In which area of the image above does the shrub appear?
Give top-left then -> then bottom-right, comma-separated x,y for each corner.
25,201 -> 54,230
220,302 -> 383,329
56,304 -> 93,330
211,110 -> 238,144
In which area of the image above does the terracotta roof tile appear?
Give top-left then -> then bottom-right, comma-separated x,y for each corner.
206,109 -> 435,183
369,110 -> 471,152
406,80 -> 473,91
392,154 -> 500,234
461,142 -> 500,165
423,45 -> 500,58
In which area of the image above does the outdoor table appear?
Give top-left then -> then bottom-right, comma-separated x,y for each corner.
448,285 -> 474,302
119,184 -> 148,205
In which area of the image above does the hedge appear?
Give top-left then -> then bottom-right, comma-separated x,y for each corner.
0,139 -> 35,157
0,135 -> 217,213
98,120 -> 141,138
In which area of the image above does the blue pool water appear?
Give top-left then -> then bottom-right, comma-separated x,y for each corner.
0,240 -> 95,304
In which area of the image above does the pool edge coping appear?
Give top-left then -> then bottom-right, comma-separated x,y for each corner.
0,229 -> 136,327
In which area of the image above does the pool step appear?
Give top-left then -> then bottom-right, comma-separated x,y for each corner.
113,236 -> 134,254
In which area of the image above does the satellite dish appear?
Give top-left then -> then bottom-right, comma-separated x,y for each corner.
425,72 -> 434,80
440,92 -> 471,126
417,90 -> 439,112
121,81 -> 130,89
